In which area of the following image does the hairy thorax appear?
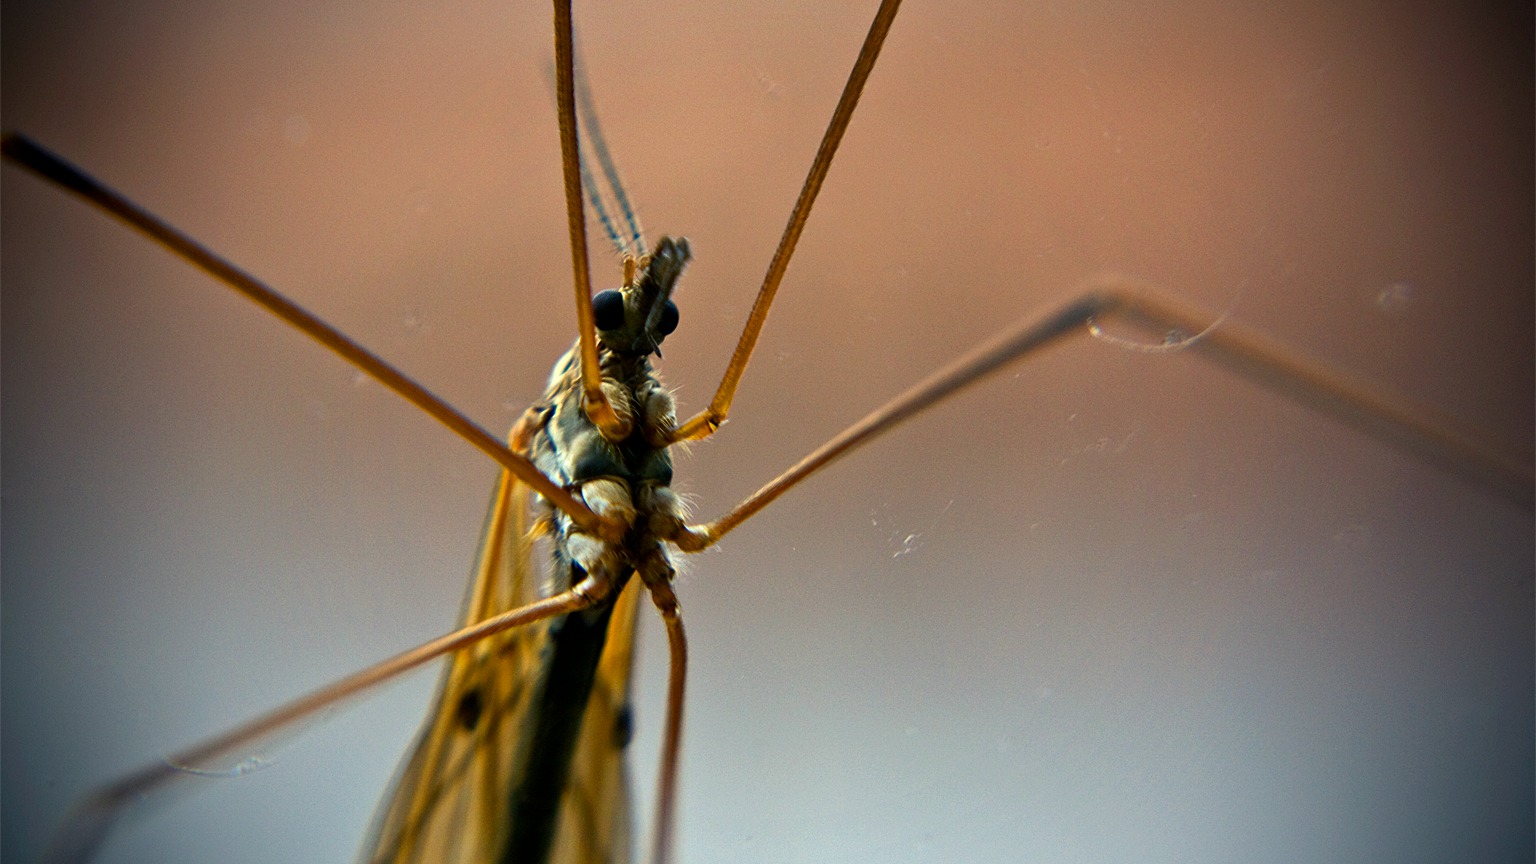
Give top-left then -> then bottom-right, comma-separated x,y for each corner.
523,343 -> 690,597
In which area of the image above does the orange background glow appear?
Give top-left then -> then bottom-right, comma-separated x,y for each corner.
4,2 -> 1531,862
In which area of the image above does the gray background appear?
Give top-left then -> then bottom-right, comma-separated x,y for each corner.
5,1 -> 1531,862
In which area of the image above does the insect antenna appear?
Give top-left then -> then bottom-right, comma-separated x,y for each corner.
574,45 -> 647,258
545,42 -> 649,262
577,143 -> 630,258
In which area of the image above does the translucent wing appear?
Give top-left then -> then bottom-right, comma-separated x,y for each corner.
549,567 -> 639,864
360,468 -> 639,864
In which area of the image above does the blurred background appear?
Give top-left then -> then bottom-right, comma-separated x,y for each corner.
4,1 -> 1531,862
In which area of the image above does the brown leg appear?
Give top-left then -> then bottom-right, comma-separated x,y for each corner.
0,133 -> 609,538
550,0 -> 627,441
686,279 -> 1531,549
640,572 -> 687,864
44,570 -> 615,864
669,0 -> 907,444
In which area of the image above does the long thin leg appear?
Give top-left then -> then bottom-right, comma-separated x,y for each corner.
0,133 -> 616,541
551,0 -> 626,440
43,573 -> 614,864
680,278 -> 1531,550
1106,287 -> 1532,506
670,0 -> 905,443
640,576 -> 688,864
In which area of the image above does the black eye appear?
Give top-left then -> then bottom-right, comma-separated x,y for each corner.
592,289 -> 625,331
657,300 -> 679,336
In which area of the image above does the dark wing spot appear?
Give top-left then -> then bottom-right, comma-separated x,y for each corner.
613,703 -> 634,748
455,687 -> 485,731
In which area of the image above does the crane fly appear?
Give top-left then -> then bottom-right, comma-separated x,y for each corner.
4,2 -> 1531,863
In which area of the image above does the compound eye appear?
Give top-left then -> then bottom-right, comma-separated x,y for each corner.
592,289 -> 625,331
657,299 -> 680,336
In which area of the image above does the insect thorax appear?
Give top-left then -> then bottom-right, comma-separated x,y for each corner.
542,347 -> 675,489
526,340 -> 688,600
